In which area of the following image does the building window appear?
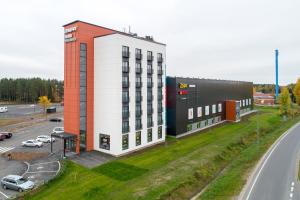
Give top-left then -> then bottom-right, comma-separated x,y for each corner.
122,91 -> 129,103
242,100 -> 245,107
147,51 -> 153,61
122,106 -> 129,118
158,126 -> 162,139
147,115 -> 153,128
147,77 -> 153,87
136,62 -> 142,73
240,100 -> 242,107
158,103 -> 163,113
122,134 -> 129,150
136,131 -> 141,146
122,61 -> 129,72
158,113 -> 163,125
147,128 -> 152,142
147,90 -> 153,101
197,107 -> 202,117
122,121 -> 129,133
147,64 -> 153,74
99,134 -> 110,150
136,90 -> 142,102
122,75 -> 129,88
136,104 -> 142,117
157,53 -> 163,63
218,103 -> 222,112
249,98 -> 252,105
205,106 -> 210,116
135,48 -> 142,60
158,78 -> 163,88
212,104 -> 216,114
246,99 -> 249,106
122,46 -> 129,57
136,118 -> 142,130
188,108 -> 193,119
187,124 -> 192,131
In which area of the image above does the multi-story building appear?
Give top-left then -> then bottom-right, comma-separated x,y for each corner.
166,77 -> 253,137
63,20 -> 166,156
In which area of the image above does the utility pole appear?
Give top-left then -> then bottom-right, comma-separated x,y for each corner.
275,49 -> 279,99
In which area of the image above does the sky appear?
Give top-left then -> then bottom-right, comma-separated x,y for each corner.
0,0 -> 299,85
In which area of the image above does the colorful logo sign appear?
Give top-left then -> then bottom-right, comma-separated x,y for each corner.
179,83 -> 188,89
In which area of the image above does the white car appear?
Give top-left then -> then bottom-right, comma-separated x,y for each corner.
52,127 -> 64,134
36,135 -> 55,143
0,106 -> 8,113
22,140 -> 43,147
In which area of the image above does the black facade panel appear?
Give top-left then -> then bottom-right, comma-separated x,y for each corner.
166,77 -> 253,136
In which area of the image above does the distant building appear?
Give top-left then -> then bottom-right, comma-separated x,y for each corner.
166,77 -> 253,137
253,92 -> 275,105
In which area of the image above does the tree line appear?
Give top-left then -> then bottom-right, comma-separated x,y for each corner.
0,78 -> 63,103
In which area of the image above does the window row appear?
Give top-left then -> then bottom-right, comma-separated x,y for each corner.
122,46 -> 163,63
122,113 -> 163,133
122,61 -> 163,75
186,116 -> 222,132
188,103 -> 222,120
239,98 -> 252,107
121,126 -> 163,150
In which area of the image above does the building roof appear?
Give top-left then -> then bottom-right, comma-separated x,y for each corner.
51,132 -> 76,139
63,20 -> 166,46
167,76 -> 253,84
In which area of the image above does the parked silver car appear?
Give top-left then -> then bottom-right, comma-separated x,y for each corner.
1,175 -> 34,192
36,135 -> 55,143
22,139 -> 43,147
52,127 -> 64,134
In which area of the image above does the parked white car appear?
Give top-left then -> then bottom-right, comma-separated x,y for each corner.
22,140 -> 43,147
0,106 -> 8,113
52,127 -> 64,134
36,135 -> 55,143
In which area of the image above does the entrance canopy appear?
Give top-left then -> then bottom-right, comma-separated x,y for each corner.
51,132 -> 76,139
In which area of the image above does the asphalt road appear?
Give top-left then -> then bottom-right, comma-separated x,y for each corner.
0,104 -> 63,118
241,122 -> 300,200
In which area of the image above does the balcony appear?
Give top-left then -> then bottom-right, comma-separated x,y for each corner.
147,55 -> 153,61
157,56 -> 163,63
147,121 -> 153,128
122,81 -> 129,88
158,94 -> 163,101
147,95 -> 153,101
158,107 -> 163,113
136,110 -> 142,117
122,126 -> 130,133
122,96 -> 130,103
136,95 -> 142,102
157,69 -> 163,75
147,82 -> 153,88
147,68 -> 153,74
136,53 -> 142,60
122,66 -> 129,73
136,67 -> 142,74
122,51 -> 130,58
158,82 -> 163,88
136,81 -> 142,88
122,111 -> 130,119
158,119 -> 163,125
147,107 -> 153,114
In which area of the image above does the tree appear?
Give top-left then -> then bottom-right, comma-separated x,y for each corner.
279,87 -> 292,116
39,96 -> 51,118
293,78 -> 300,105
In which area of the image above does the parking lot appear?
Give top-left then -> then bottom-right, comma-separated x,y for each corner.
0,110 -> 64,199
0,104 -> 63,119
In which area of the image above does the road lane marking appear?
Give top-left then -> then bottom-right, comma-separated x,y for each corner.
292,182 -> 294,186
291,186 -> 294,192
290,193 -> 293,198
245,123 -> 300,200
0,146 -> 14,154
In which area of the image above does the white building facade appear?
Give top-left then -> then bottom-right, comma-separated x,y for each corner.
93,33 -> 166,156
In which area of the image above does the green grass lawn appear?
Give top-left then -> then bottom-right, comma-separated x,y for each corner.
24,107 -> 300,200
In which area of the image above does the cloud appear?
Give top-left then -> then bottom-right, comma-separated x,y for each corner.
0,0 -> 299,84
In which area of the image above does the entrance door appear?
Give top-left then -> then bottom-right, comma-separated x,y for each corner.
65,138 -> 76,153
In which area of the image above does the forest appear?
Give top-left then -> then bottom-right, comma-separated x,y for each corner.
0,78 -> 63,103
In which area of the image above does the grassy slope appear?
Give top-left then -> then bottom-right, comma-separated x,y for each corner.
25,107 -> 300,200
199,109 -> 300,199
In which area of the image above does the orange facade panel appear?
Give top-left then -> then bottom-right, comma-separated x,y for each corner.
64,21 -> 115,153
225,100 -> 236,121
